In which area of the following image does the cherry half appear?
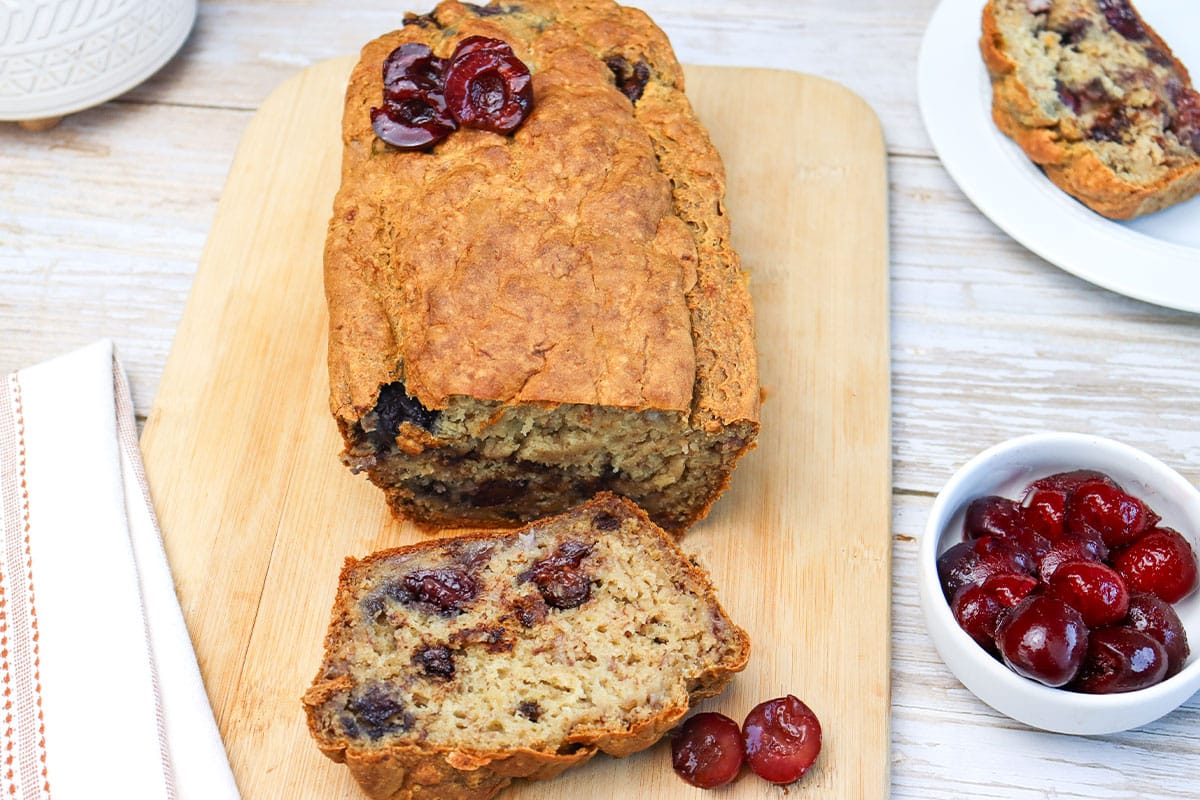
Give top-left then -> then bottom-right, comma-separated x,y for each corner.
742,696 -> 822,785
444,37 -> 533,133
372,43 -> 457,150
671,712 -> 743,789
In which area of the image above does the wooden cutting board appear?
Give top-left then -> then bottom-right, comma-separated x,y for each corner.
140,58 -> 891,799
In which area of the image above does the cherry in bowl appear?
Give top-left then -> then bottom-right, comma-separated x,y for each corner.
920,433 -> 1200,735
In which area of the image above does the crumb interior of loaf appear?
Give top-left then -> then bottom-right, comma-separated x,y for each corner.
348,395 -> 754,530
310,518 -> 739,754
995,0 -> 1200,180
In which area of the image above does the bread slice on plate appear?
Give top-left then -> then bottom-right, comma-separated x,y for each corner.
302,493 -> 750,800
981,0 -> 1200,218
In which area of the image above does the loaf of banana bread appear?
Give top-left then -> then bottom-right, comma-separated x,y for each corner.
324,0 -> 759,534
302,493 -> 751,800
981,0 -> 1200,218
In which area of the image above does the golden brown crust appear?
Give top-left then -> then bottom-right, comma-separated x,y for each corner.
325,0 -> 758,427
980,0 -> 1200,219
303,493 -> 749,800
325,0 -> 758,534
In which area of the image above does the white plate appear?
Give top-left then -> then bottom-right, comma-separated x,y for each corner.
918,0 -> 1200,312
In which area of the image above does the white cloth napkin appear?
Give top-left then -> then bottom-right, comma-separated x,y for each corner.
0,340 -> 240,800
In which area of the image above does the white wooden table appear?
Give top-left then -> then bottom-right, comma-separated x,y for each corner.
3,1 -> 1198,797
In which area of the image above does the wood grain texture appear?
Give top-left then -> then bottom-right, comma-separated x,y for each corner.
138,59 -> 891,799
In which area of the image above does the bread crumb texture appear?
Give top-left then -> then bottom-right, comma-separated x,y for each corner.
303,494 -> 750,800
981,0 -> 1200,217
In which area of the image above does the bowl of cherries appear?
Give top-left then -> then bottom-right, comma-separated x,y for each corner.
919,432 -> 1200,735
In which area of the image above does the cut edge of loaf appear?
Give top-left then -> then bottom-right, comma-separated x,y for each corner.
302,493 -> 750,800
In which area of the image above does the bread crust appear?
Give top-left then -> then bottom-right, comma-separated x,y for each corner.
324,0 -> 759,533
303,493 -> 750,800
980,0 -> 1200,219
326,0 -> 758,425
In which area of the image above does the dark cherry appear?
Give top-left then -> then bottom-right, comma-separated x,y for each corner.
1037,534 -> 1107,582
444,38 -> 533,133
346,684 -> 411,739
462,2 -> 512,17
951,471 -> 1194,695
1071,627 -> 1167,694
1113,527 -> 1199,604
1088,110 -> 1131,144
1065,479 -> 1158,548
965,495 -> 1051,558
1023,489 -> 1069,540
1055,18 -> 1092,47
742,696 -> 822,785
520,540 -> 594,609
983,571 -> 1039,608
1022,470 -> 1116,540
937,536 -> 1033,601
1126,592 -> 1191,678
1023,470 -> 1117,497
1045,560 -> 1129,627
382,42 -> 447,93
937,541 -> 975,599
1097,0 -> 1146,40
371,94 -> 457,150
1057,83 -> 1083,115
592,512 -> 620,531
940,537 -> 1036,599
605,54 -> 651,104
671,712 -> 744,789
995,596 -> 1089,687
373,381 -> 439,435
951,573 -> 1038,652
517,700 -> 542,722
412,644 -> 455,678
951,583 -> 1004,651
965,495 -> 1025,539
449,34 -> 514,60
1170,88 -> 1200,154
372,44 -> 458,150
400,567 -> 478,614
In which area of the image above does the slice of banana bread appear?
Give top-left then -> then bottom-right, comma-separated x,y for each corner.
325,0 -> 759,534
981,0 -> 1200,218
302,494 -> 750,800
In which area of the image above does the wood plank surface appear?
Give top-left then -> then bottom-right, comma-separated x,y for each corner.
138,58 -> 890,799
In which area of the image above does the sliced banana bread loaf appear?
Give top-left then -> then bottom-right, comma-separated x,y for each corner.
303,493 -> 750,800
325,0 -> 759,534
981,0 -> 1200,218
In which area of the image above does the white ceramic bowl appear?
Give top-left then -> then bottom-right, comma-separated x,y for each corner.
919,432 -> 1200,735
0,0 -> 196,121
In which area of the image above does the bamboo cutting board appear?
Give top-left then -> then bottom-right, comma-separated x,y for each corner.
140,58 -> 891,799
